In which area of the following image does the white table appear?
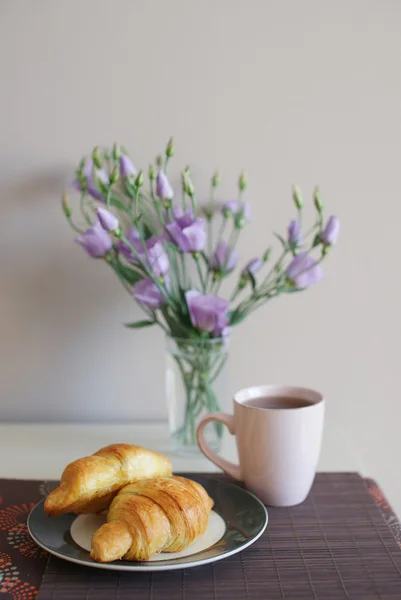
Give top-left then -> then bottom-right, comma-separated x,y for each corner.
0,421 -> 363,479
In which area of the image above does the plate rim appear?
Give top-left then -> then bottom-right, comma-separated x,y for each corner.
28,477 -> 268,572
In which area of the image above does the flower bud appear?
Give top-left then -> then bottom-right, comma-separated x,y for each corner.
203,206 -> 213,221
62,192 -> 72,218
157,171 -> 174,200
166,137 -> 174,158
97,207 -> 120,232
119,154 -> 136,178
78,157 -> 86,171
211,171 -> 220,188
135,170 -> 144,188
238,171 -> 247,192
210,241 -> 238,273
156,155 -> 163,168
321,215 -> 340,245
78,174 -> 88,192
292,185 -> 303,210
234,213 -> 246,229
263,248 -> 271,262
104,150 -> 111,160
313,186 -> 323,212
288,219 -> 302,246
148,164 -> 155,181
92,146 -> 103,169
109,166 -> 120,184
184,173 -> 194,197
112,143 -> 121,161
76,221 -> 112,258
241,258 -> 263,278
182,171 -> 194,196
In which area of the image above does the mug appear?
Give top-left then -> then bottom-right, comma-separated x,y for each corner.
196,384 -> 325,506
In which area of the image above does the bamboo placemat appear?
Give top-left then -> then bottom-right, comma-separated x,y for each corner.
0,474 -> 400,599
34,473 -> 401,600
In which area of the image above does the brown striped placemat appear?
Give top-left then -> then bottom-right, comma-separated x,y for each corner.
0,474 -> 400,599
34,473 -> 401,600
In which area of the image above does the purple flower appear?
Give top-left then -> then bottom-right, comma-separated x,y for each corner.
119,233 -> 169,277
286,252 -> 323,289
210,241 -> 238,272
165,211 -> 206,252
156,171 -> 174,200
288,219 -> 302,245
146,237 -> 170,277
119,154 -> 137,178
241,258 -> 263,278
73,159 -> 109,201
97,207 -> 119,232
117,227 -> 142,260
185,291 -> 230,336
133,278 -> 166,310
171,204 -> 185,219
75,221 -> 112,257
222,200 -> 251,221
321,216 -> 340,245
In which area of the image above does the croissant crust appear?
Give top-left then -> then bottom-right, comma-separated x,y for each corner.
90,476 -> 214,562
44,444 -> 172,517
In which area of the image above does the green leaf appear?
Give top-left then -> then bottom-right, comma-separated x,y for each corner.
274,233 -> 288,250
114,262 -> 143,286
110,195 -> 129,212
249,273 -> 257,291
199,251 -> 210,269
125,320 -> 156,329
280,285 -> 304,294
312,233 -> 321,248
229,309 -> 247,326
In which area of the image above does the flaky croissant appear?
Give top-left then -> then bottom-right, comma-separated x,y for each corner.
44,444 -> 172,517
90,476 -> 214,562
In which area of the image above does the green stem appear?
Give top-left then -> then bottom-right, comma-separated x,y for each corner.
106,187 -> 112,210
216,217 -> 227,246
194,256 -> 206,292
209,353 -> 228,384
164,155 -> 170,174
117,233 -> 171,304
189,193 -> 196,215
80,194 -> 93,226
134,186 -> 140,221
207,187 -> 215,255
180,254 -> 188,288
212,227 -> 240,296
66,216 -> 84,234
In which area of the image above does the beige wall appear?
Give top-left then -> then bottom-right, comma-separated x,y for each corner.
1,1 -> 400,513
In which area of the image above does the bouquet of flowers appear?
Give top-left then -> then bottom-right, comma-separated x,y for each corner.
62,139 -> 339,452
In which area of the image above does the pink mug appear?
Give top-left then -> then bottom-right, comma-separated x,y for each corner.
196,384 -> 325,506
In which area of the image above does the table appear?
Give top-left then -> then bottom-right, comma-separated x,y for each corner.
0,421 -> 363,479
0,423 -> 400,599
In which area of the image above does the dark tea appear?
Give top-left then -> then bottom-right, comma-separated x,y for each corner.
244,396 -> 313,409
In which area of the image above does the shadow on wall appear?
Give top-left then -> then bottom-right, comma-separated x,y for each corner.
0,166 -> 164,422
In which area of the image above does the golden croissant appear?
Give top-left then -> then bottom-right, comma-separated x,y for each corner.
90,476 -> 214,562
44,444 -> 172,517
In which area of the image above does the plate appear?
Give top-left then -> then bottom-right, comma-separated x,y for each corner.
28,475 -> 268,571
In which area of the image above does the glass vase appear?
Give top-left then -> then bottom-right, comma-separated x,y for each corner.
166,335 -> 230,455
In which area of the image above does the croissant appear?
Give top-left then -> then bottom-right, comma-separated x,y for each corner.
44,444 -> 172,517
90,476 -> 214,562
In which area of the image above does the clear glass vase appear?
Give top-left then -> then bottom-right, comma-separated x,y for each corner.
166,335 -> 230,455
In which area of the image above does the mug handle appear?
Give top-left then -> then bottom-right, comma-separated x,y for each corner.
196,413 -> 241,481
